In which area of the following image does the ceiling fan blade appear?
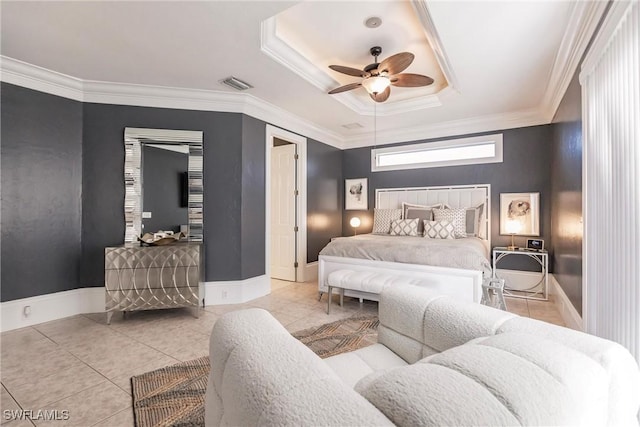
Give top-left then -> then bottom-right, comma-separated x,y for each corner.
390,73 -> 435,87
329,65 -> 368,77
369,86 -> 391,103
328,82 -> 362,94
378,52 -> 414,75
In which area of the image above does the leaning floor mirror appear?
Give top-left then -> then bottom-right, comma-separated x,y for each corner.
124,127 -> 203,243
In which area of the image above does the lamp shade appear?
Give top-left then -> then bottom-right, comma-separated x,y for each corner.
350,217 -> 361,228
361,76 -> 391,95
505,219 -> 522,234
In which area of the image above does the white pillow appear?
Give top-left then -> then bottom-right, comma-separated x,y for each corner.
372,209 -> 403,234
423,220 -> 456,239
390,218 -> 419,236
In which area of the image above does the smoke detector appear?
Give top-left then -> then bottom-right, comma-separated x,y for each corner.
364,17 -> 382,29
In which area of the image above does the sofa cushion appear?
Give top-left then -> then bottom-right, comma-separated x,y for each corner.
378,285 -> 446,363
498,316 -> 640,426
358,363 -> 520,426
358,332 -> 609,427
206,308 -> 393,427
324,343 -> 408,388
422,295 -> 515,352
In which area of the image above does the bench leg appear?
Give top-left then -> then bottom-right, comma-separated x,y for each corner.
318,291 -> 323,302
327,286 -> 332,314
340,288 -> 344,307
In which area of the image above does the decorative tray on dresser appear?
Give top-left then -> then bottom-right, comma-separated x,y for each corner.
104,242 -> 203,323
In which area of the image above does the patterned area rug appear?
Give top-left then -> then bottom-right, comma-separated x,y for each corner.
291,314 -> 379,358
131,315 -> 379,427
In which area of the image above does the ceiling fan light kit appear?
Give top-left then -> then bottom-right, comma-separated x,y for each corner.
328,46 -> 434,103
362,75 -> 390,95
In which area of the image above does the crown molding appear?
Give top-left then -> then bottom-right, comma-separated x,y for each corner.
342,108 -> 546,149
259,7 -> 447,116
1,56 -> 85,101
2,55 -> 550,151
0,55 -> 344,149
411,0 -> 460,93
540,0 -> 608,122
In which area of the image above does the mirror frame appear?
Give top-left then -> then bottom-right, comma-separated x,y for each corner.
124,127 -> 204,243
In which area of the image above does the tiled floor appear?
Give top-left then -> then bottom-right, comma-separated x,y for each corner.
0,279 -> 564,426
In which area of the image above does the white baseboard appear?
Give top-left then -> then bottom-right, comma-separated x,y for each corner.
549,274 -> 583,331
204,275 -> 270,305
0,275 -> 274,331
1,287 -> 105,332
303,261 -> 318,283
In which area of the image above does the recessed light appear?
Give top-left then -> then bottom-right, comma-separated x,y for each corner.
220,76 -> 253,91
364,17 -> 382,29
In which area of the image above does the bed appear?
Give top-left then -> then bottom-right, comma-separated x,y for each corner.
318,185 -> 492,304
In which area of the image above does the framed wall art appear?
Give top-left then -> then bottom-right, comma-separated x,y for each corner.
345,178 -> 368,210
500,192 -> 540,236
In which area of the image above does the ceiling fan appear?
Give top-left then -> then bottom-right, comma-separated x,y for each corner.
328,46 -> 434,102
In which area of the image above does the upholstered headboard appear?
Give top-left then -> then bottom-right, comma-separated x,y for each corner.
375,185 -> 491,249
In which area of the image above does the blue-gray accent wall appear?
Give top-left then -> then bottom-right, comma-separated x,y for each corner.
1,83 -> 83,302
1,82 -> 343,301
550,71 -> 583,314
341,125 -> 553,254
307,139 -> 343,263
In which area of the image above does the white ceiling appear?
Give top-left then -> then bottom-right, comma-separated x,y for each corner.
0,1 -> 602,149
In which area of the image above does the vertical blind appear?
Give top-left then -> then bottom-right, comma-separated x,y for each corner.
581,0 -> 639,362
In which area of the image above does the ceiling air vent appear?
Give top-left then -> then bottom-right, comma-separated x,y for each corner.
341,123 -> 364,130
221,76 -> 253,91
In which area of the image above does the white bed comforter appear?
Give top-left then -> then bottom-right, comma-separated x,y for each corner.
319,234 -> 492,278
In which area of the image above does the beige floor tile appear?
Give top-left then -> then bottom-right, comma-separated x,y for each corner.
505,297 -> 529,317
91,407 -> 133,427
1,329 -> 57,360
206,303 -> 255,317
61,332 -> 138,362
1,348 -> 84,389
8,363 -> 105,409
33,382 -> 130,427
0,277 -> 578,427
133,328 -> 210,361
269,310 -> 302,327
247,294 -> 290,312
79,341 -> 172,379
2,418 -> 35,427
1,385 -> 22,425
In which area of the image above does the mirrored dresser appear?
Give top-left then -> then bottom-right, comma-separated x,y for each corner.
105,243 -> 203,323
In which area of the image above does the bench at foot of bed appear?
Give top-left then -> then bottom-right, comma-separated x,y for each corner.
326,269 -> 433,314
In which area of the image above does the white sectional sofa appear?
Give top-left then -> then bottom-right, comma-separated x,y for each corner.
205,285 -> 640,426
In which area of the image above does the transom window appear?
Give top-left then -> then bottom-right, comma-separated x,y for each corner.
371,134 -> 503,172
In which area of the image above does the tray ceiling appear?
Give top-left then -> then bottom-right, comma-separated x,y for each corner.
0,1 -> 604,148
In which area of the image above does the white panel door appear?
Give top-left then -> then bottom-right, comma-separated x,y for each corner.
270,144 -> 297,281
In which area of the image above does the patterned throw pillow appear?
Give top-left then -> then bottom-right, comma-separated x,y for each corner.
390,218 -> 419,236
423,220 -> 456,239
372,209 -> 403,234
433,208 -> 467,238
403,203 -> 445,236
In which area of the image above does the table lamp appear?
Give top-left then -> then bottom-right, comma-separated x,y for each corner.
350,217 -> 361,235
505,219 -> 522,250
